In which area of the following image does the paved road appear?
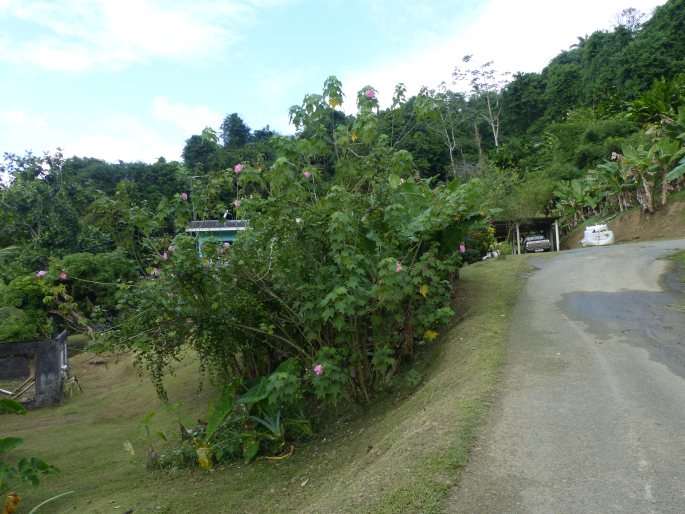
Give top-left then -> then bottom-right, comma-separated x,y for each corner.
446,239 -> 685,513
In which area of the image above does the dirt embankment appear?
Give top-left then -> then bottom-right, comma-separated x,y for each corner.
561,200 -> 685,250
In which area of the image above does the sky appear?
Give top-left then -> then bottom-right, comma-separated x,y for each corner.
0,0 -> 668,165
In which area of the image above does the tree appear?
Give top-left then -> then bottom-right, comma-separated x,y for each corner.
253,125 -> 275,142
621,0 -> 685,96
220,113 -> 252,148
616,137 -> 685,213
500,72 -> 547,135
628,75 -> 685,124
453,56 -> 510,148
412,86 -> 478,178
106,78 -> 489,408
578,27 -> 634,106
0,151 -> 82,267
182,134 -> 221,171
613,7 -> 647,33
542,63 -> 583,121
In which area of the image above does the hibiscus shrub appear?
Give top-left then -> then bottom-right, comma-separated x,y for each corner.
107,78 -> 488,464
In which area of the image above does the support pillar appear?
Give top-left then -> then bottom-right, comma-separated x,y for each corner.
554,220 -> 560,252
515,223 -> 521,255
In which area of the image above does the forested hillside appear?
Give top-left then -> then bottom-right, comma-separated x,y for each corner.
2,0 -> 685,470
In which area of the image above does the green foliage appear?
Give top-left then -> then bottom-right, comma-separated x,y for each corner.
106,78 -> 488,422
146,359 -> 311,468
482,169 -> 556,221
205,390 -> 237,442
628,75 -> 685,124
463,225 -> 497,263
0,275 -> 52,341
0,151 -> 81,264
0,307 -> 41,343
220,113 -> 252,149
500,72 -> 546,135
51,251 -> 137,322
621,0 -> 685,95
0,399 -> 59,496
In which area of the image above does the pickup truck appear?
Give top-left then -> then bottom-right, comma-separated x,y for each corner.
523,234 -> 552,253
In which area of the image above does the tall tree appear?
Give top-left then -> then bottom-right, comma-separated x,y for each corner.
182,133 -> 221,171
453,56 -> 510,148
500,72 -> 546,135
220,113 -> 252,148
412,86 -> 478,178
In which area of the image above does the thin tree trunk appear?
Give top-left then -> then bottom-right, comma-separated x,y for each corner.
642,179 -> 655,213
660,173 -> 671,207
474,125 -> 485,164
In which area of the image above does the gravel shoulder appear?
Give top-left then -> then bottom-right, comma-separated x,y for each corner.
446,239 -> 685,514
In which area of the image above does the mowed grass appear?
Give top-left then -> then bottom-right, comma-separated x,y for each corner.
6,255 -> 529,513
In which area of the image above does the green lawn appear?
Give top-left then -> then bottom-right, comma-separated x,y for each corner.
6,255 -> 529,513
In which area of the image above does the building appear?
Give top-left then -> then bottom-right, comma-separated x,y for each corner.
185,220 -> 247,254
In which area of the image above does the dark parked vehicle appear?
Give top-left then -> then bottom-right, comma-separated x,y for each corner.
523,234 -> 552,253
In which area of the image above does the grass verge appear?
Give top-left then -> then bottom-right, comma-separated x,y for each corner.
6,255 -> 529,513
666,250 -> 685,283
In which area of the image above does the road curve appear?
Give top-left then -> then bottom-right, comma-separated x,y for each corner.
446,239 -> 685,514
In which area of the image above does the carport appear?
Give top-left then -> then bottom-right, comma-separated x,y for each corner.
490,217 -> 560,254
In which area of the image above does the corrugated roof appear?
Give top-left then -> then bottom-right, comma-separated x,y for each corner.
186,220 -> 248,232
490,217 -> 558,239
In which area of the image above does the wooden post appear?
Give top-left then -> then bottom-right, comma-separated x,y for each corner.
516,223 -> 521,255
554,220 -> 560,252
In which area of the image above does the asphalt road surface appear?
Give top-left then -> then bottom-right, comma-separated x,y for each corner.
447,239 -> 685,514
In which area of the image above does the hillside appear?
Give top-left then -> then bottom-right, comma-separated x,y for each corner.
561,197 -> 685,249
5,257 -> 527,513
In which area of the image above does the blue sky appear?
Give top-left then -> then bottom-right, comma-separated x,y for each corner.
0,0 -> 666,164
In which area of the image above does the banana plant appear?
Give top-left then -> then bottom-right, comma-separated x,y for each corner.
591,160 -> 635,213
646,138 -> 685,207
620,144 -> 657,213
554,179 -> 598,225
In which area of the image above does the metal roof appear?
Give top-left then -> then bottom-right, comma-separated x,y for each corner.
490,217 -> 558,239
186,220 -> 248,232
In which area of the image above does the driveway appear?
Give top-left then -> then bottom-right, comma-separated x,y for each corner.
446,239 -> 685,513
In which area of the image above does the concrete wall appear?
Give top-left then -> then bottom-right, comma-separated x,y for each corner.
0,331 -> 66,407
0,355 -> 30,379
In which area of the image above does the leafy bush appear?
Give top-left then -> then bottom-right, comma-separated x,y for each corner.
106,79 -> 489,463
0,398 -> 59,501
0,276 -> 52,340
0,307 -> 41,343
51,251 -> 137,321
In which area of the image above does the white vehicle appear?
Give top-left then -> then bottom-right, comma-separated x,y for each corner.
579,223 -> 615,247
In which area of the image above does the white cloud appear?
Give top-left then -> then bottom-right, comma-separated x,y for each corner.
341,0 -> 666,108
65,114 -> 184,163
152,97 -> 222,134
0,0 -> 288,71
0,108 -> 47,129
0,108 -> 183,163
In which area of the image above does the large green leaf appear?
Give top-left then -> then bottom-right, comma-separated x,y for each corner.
0,398 -> 27,415
206,390 -> 236,441
0,437 -> 24,453
274,357 -> 297,375
666,157 -> 685,182
236,377 -> 270,406
242,436 -> 260,464
438,222 -> 468,257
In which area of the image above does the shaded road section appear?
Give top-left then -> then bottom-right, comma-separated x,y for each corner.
447,239 -> 685,513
